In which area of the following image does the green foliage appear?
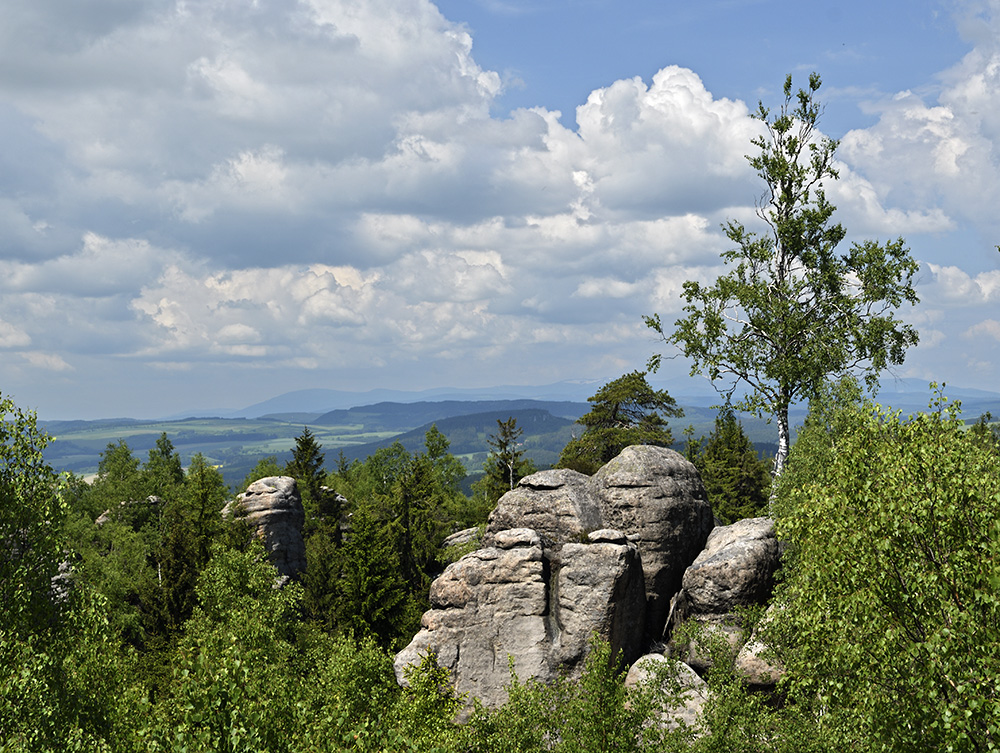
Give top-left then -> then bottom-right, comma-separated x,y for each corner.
286,426 -> 326,517
463,636 -> 686,753
335,501 -> 411,647
144,433 -> 184,495
558,371 -> 681,475
0,393 -> 63,638
770,384 -> 1000,751
689,407 -> 771,523
472,417 -> 537,515
647,73 -> 919,477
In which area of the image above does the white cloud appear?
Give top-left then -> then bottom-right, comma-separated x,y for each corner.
964,318 -> 1000,341
0,0 -> 998,415
22,352 -> 73,372
925,263 -> 1000,302
0,320 -> 31,348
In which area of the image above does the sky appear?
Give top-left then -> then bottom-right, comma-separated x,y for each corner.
1,0 -> 999,419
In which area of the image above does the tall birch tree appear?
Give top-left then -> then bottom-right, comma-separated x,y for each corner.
646,73 -> 919,477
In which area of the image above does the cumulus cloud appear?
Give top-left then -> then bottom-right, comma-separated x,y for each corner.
840,3 -> 1000,239
0,0 -> 997,415
925,263 -> 1000,302
965,319 -> 1000,341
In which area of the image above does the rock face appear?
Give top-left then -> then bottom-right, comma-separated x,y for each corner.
665,517 -> 781,676
395,445 -> 712,708
223,476 -> 306,585
394,527 -> 646,709
593,446 -> 714,643
485,469 -> 602,547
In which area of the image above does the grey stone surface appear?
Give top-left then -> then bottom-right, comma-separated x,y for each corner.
680,517 -> 779,615
223,476 -> 306,585
593,446 -> 714,643
394,529 -> 645,708
666,517 -> 781,675
486,469 -> 602,547
625,653 -> 709,732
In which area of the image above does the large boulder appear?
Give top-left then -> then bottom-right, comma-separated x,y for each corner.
394,527 -> 645,709
223,476 -> 306,585
625,653 -> 709,732
593,446 -> 714,643
666,517 -> 781,675
486,469 -> 602,547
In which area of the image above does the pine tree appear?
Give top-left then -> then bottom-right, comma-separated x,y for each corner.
472,417 -> 536,514
285,427 -> 326,518
692,407 -> 771,524
558,371 -> 682,475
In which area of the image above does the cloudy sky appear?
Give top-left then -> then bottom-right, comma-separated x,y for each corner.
2,0 -> 999,419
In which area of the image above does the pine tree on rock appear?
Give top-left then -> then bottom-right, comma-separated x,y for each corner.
558,371 -> 682,475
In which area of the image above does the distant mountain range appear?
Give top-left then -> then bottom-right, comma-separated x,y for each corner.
168,376 -> 1000,422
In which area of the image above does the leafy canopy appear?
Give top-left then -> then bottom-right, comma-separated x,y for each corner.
646,73 -> 919,476
769,383 -> 1000,751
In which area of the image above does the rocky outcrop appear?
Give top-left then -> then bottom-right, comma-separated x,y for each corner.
223,476 -> 306,586
485,469 -> 602,547
593,446 -> 714,643
394,527 -> 645,708
665,517 -> 781,677
396,445 -> 713,708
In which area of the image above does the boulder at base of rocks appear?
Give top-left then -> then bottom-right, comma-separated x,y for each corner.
223,476 -> 306,586
625,653 -> 708,732
666,517 -> 781,673
393,527 -> 645,709
733,603 -> 784,687
593,446 -> 714,644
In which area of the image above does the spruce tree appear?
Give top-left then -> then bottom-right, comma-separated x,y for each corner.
694,407 -> 771,524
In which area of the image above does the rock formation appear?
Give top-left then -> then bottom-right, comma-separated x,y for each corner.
223,476 -> 306,585
593,446 -> 714,643
394,526 -> 646,708
395,445 -> 713,708
665,517 -> 781,678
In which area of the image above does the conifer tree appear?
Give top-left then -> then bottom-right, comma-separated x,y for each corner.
693,407 -> 771,524
558,371 -> 681,475
285,427 -> 326,517
473,417 -> 536,513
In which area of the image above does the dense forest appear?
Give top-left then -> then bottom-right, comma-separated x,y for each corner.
3,376 -> 1000,751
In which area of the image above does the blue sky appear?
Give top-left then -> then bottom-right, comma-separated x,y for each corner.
0,0 -> 998,419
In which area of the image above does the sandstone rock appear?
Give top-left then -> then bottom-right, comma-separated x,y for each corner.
680,517 -> 779,615
593,446 -> 714,643
442,526 -> 483,549
394,528 -> 645,709
223,476 -> 306,585
625,653 -> 708,732
486,469 -> 602,547
666,517 -> 781,674
733,603 -> 784,687
396,445 -> 713,708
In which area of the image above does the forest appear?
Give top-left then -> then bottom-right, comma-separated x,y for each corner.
4,375 -> 1000,751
